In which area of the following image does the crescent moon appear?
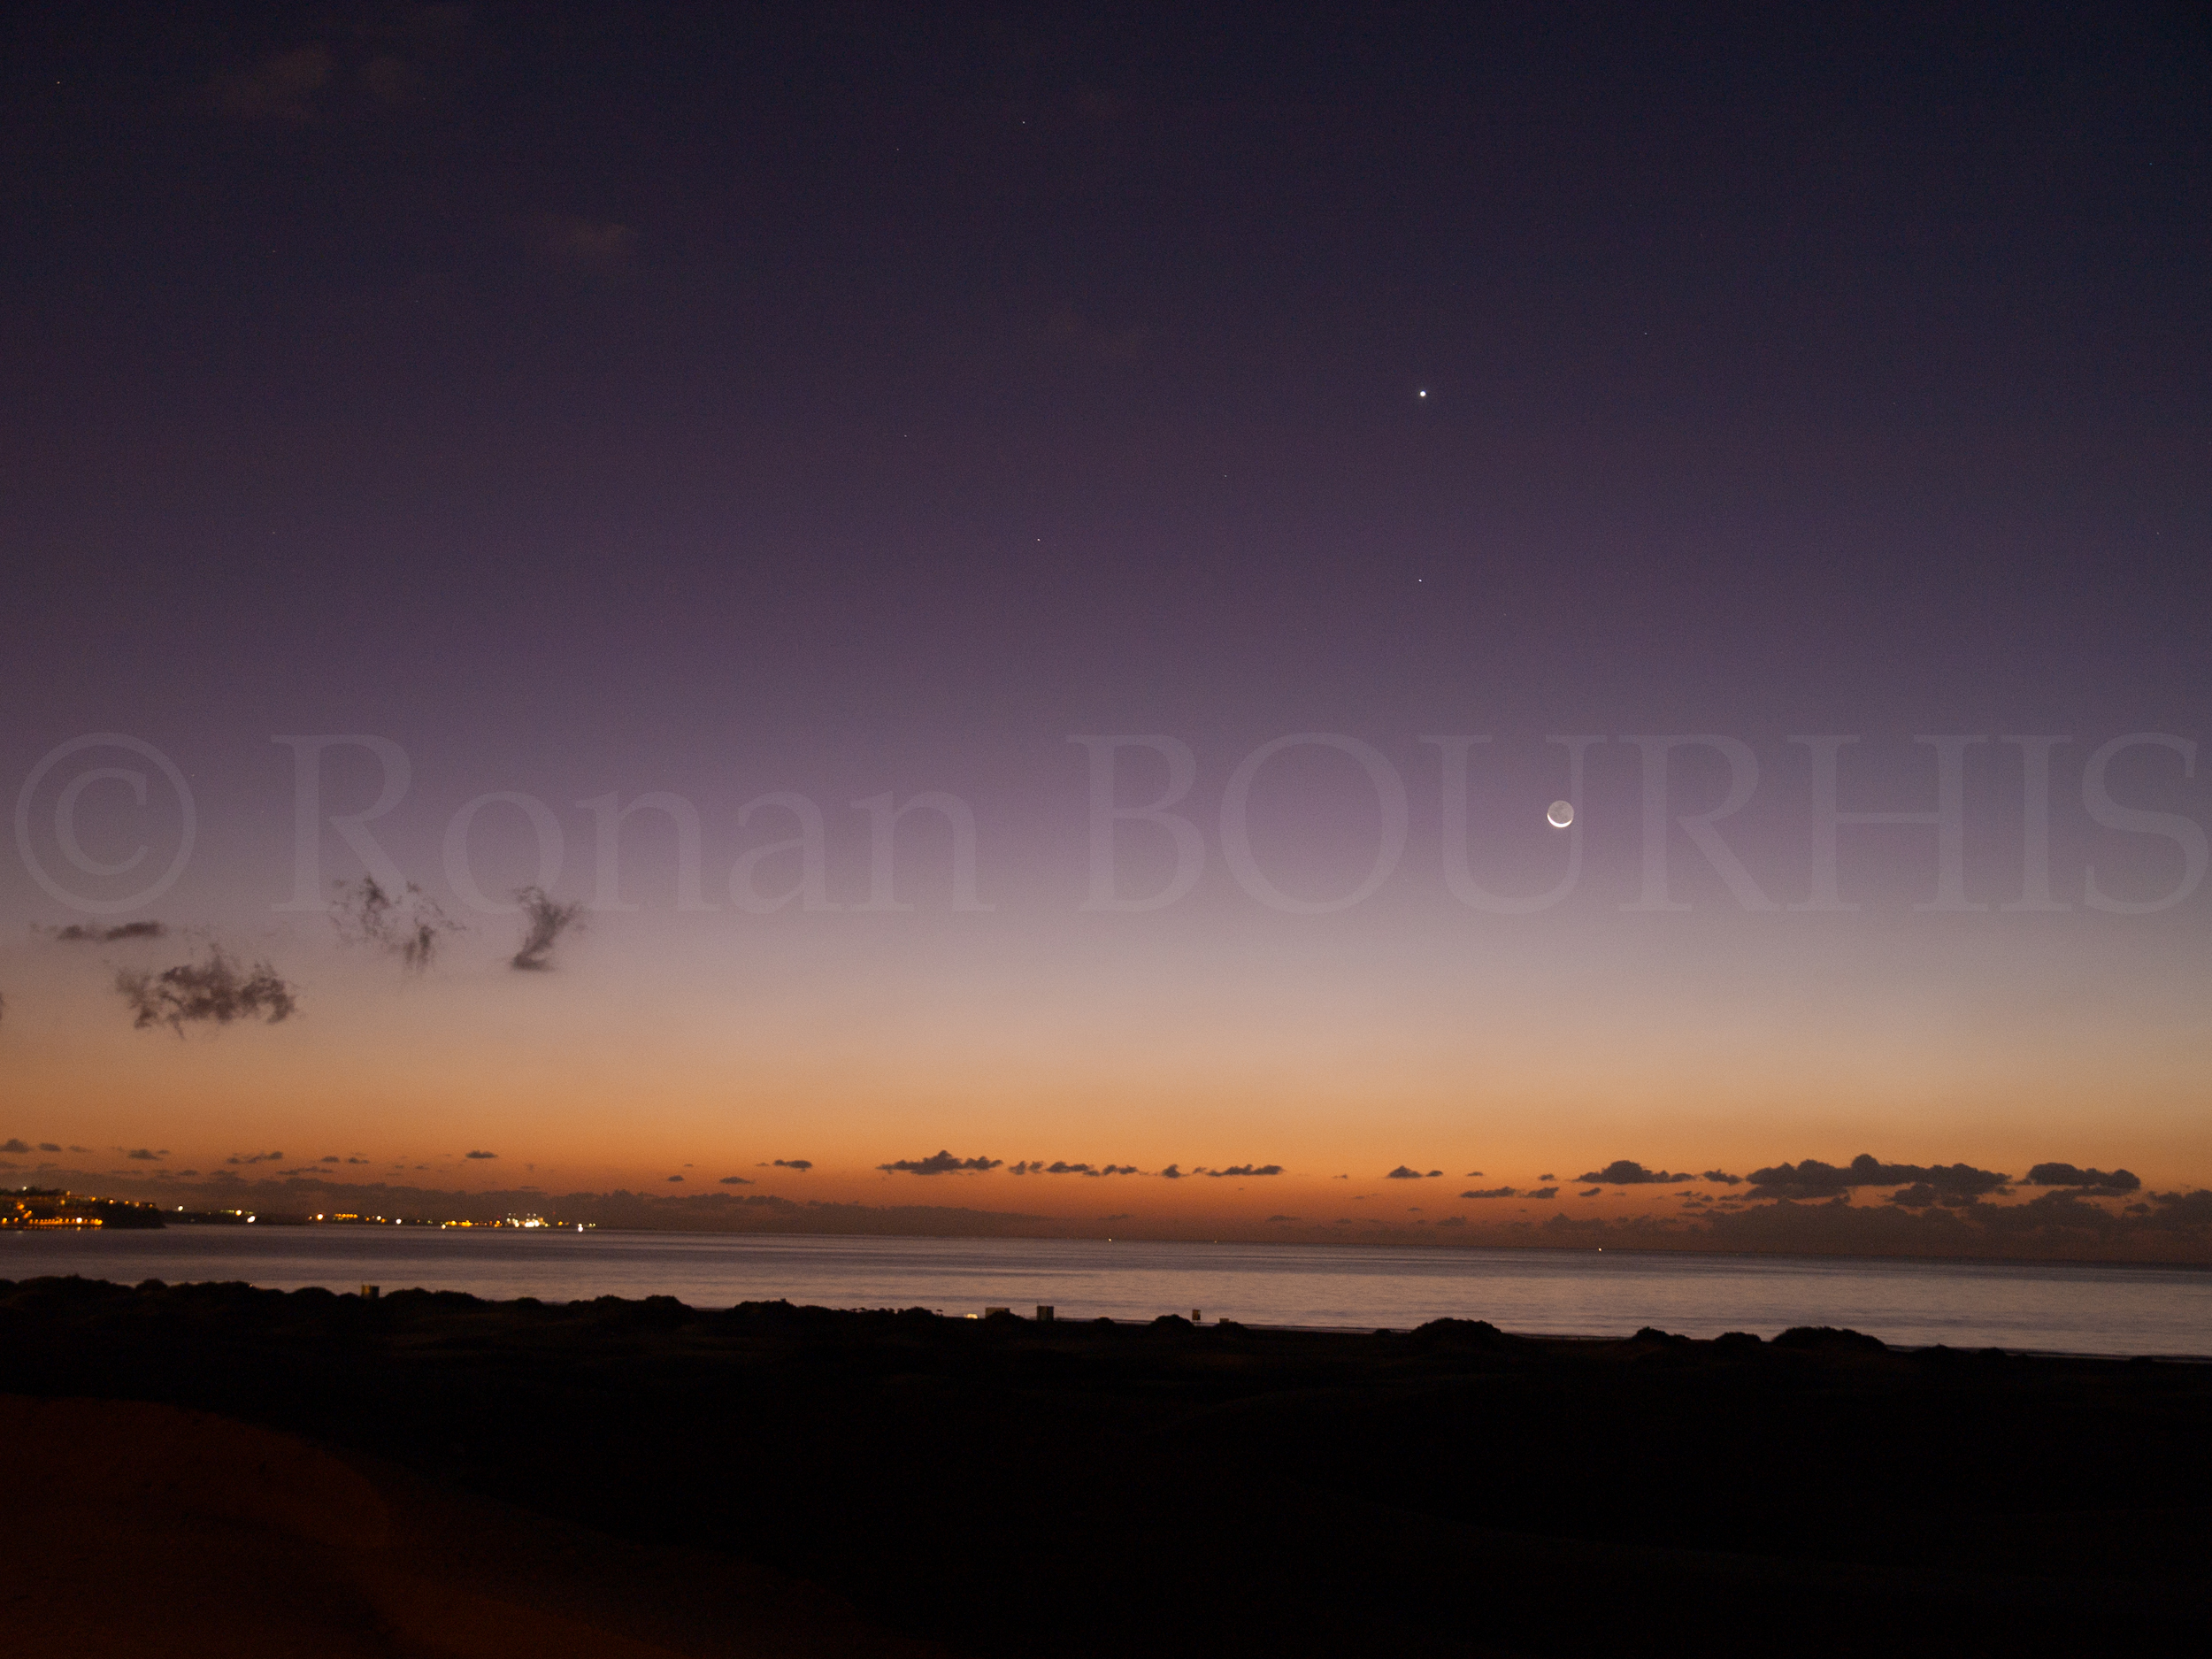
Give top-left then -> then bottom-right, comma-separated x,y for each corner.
1546,800 -> 1574,829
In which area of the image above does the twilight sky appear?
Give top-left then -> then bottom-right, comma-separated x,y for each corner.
3,4 -> 2208,1255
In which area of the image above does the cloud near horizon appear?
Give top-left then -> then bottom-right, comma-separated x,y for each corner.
2024,1163 -> 2141,1193
1385,1166 -> 1442,1179
1009,1160 -> 1147,1176
1577,1161 -> 1701,1185
879,1150 -> 1002,1175
1745,1155 -> 2010,1202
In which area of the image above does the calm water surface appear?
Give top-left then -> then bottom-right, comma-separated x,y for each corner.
6,1228 -> 2207,1356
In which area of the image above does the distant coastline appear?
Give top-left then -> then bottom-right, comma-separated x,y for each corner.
12,1167 -> 2209,1268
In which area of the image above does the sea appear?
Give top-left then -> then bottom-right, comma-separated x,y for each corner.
6,1227 -> 2208,1356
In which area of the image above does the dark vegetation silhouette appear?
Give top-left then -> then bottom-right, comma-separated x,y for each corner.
0,1279 -> 2202,1659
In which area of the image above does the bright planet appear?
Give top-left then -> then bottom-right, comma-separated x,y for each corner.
1547,800 -> 1575,828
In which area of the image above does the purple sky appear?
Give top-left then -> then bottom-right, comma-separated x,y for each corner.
2,4 -> 2208,1251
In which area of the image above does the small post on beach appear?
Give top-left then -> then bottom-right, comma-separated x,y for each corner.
1192,1309 -> 1202,1323
1036,1305 -> 1055,1321
360,1285 -> 380,1300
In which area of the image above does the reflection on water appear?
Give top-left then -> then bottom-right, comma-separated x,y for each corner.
5,1228 -> 2207,1356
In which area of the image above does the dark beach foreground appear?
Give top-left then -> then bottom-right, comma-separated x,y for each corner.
4,1276 -> 2206,1658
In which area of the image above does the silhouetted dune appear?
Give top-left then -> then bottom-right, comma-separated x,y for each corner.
2,1276 -> 2206,1657
0,1392 -> 941,1658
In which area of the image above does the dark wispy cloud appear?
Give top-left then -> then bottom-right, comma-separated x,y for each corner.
1385,1166 -> 1442,1179
126,1148 -> 166,1161
879,1150 -> 1002,1175
1579,1187 -> 1603,1197
2024,1163 -> 2141,1193
39,921 -> 170,943
1159,1164 -> 1185,1179
666,1173 -> 684,1182
1577,1161 -> 1701,1185
1202,1164 -> 1283,1178
511,887 -> 584,971
332,877 -> 464,972
116,946 -> 297,1034
0,1139 -> 29,1154
719,1174 -> 753,1185
228,1151 -> 283,1164
1701,1170 -> 1742,1185
1460,1187 -> 1518,1199
772,1158 -> 813,1171
1526,1186 -> 1559,1200
465,1149 -> 497,1161
1745,1155 -> 2009,1202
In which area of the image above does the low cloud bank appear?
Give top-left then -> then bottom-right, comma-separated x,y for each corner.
2024,1163 -> 2140,1193
1009,1160 -> 1146,1177
1745,1155 -> 2011,1202
1577,1161 -> 1700,1186
879,1150 -> 1002,1175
